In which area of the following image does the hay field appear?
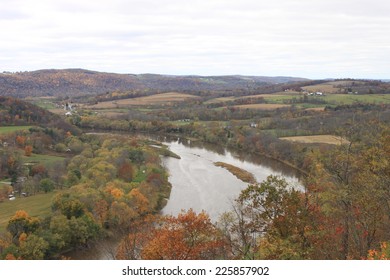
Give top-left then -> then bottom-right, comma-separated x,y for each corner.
87,92 -> 200,109
232,104 -> 291,110
302,83 -> 343,94
280,135 -> 350,145
205,92 -> 300,104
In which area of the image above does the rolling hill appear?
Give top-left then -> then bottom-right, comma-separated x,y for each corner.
0,69 -> 308,98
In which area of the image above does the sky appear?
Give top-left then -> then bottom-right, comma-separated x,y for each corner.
1,0 -> 389,79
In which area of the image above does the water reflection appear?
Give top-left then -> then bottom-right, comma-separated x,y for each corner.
160,137 -> 302,221
150,134 -> 301,179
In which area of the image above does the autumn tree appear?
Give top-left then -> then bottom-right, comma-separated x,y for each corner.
117,161 -> 134,182
141,209 -> 225,260
307,125 -> 390,259
24,145 -> 33,156
220,175 -> 321,259
115,215 -> 156,260
7,210 -> 40,242
15,135 -> 26,147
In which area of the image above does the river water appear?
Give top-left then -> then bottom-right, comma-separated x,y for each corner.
158,136 -> 302,221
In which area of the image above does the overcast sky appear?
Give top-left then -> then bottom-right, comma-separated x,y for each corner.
1,0 -> 389,79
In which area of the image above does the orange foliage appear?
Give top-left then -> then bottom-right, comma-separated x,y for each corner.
105,183 -> 124,199
367,242 -> 390,260
5,254 -> 17,260
11,210 -> 29,220
94,199 -> 109,225
116,215 -> 157,260
31,164 -> 46,176
19,232 -> 28,243
16,135 -> 26,146
141,209 -> 225,260
24,145 -> 33,156
129,188 -> 149,215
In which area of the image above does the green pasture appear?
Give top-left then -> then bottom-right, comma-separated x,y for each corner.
0,126 -> 32,135
22,153 -> 66,167
0,192 -> 55,232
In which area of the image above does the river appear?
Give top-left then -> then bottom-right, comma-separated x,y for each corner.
157,136 -> 302,221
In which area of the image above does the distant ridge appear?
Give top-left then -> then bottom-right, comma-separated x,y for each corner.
0,69 -> 308,98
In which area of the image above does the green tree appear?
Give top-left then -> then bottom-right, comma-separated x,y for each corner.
19,234 -> 49,260
40,178 -> 55,193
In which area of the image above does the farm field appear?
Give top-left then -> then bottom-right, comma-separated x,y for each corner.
302,83 -> 343,94
26,97 -> 57,110
280,135 -> 350,145
302,80 -> 367,94
320,94 -> 390,105
231,104 -> 291,110
87,92 -> 200,109
0,192 -> 55,232
22,153 -> 66,167
0,126 -> 32,135
205,92 -> 301,104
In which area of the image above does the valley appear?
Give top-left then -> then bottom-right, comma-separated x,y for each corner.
0,70 -> 389,260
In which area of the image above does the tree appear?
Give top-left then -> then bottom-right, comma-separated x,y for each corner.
52,193 -> 85,219
40,178 -> 55,193
24,145 -> 33,156
307,126 -> 390,259
221,175 -> 320,259
16,135 -> 26,147
115,215 -> 156,260
141,209 -> 225,260
117,161 -> 134,182
7,210 -> 40,242
19,234 -> 49,260
128,188 -> 150,216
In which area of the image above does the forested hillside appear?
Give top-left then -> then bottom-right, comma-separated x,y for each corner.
0,97 -> 79,134
0,69 -> 307,98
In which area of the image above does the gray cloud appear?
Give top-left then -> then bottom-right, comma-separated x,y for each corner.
0,0 -> 388,78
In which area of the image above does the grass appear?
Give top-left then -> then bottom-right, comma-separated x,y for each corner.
231,104 -> 291,110
280,135 -> 350,145
321,94 -> 390,105
204,97 -> 236,104
0,126 -> 32,135
0,192 -> 55,232
205,93 -> 301,104
302,83 -> 343,94
27,99 -> 57,110
22,153 -> 66,167
87,92 -> 200,109
133,167 -> 147,183
214,162 -> 256,184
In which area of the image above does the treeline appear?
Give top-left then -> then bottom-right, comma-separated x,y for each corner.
78,104 -> 390,173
